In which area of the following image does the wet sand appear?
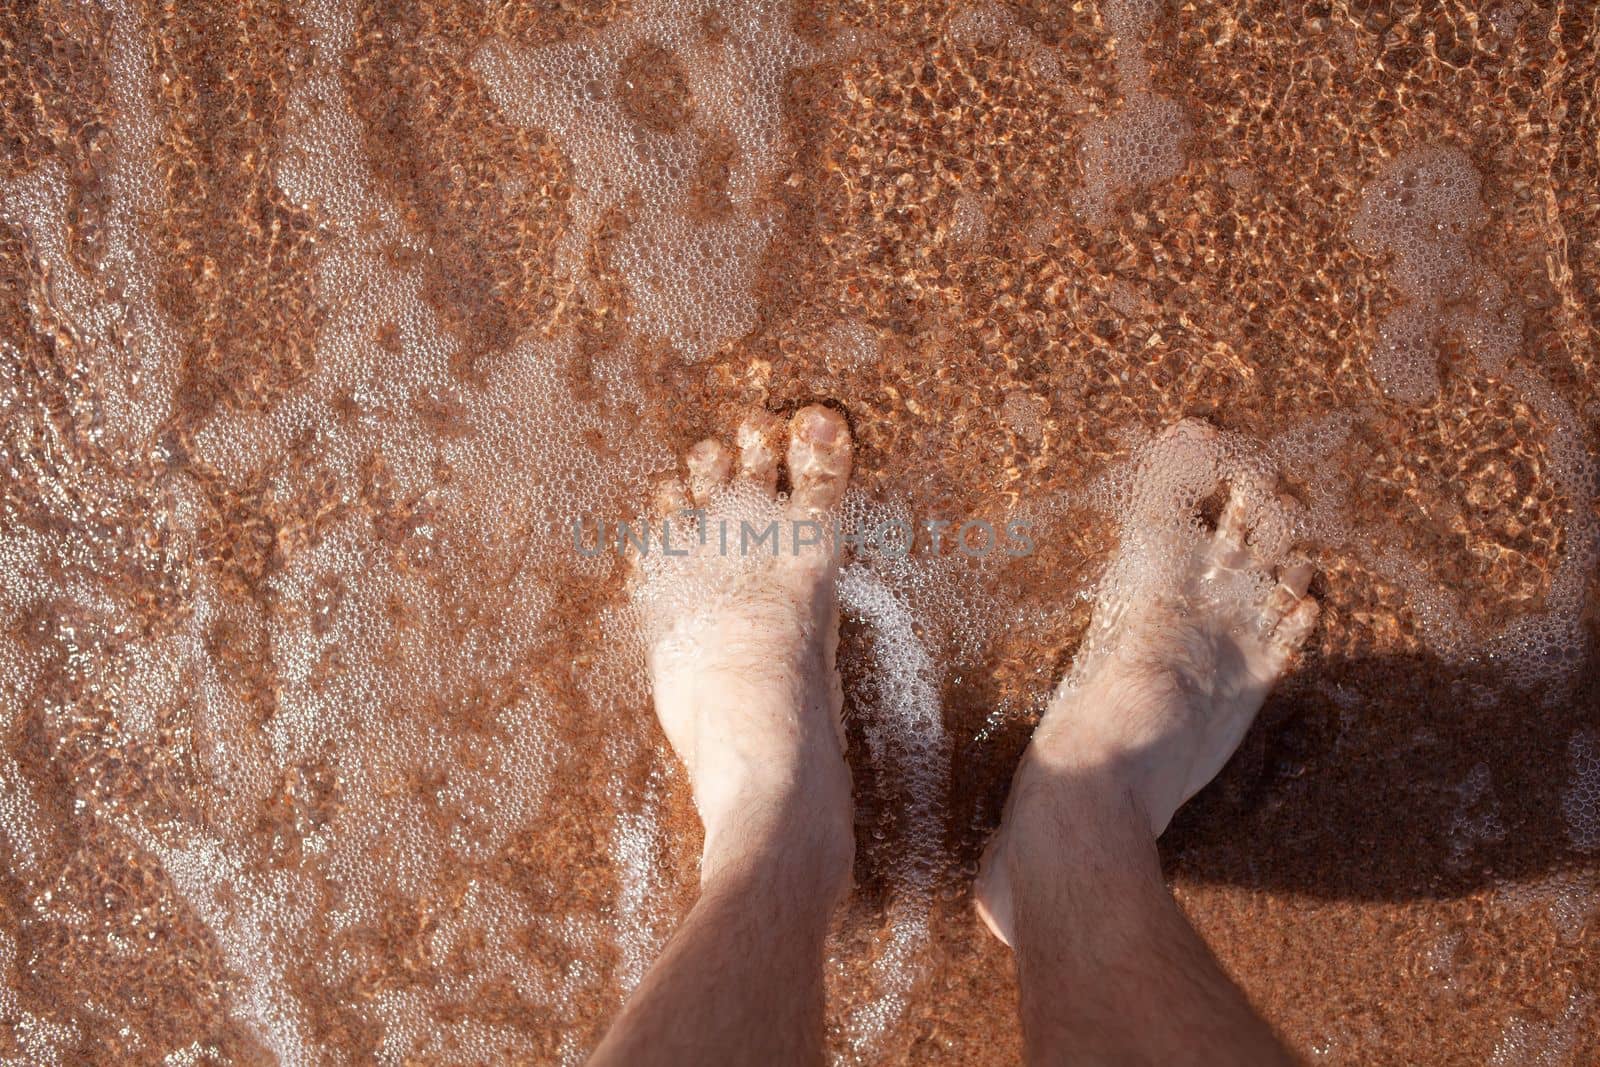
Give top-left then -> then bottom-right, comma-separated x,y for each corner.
1,1 -> 1597,1064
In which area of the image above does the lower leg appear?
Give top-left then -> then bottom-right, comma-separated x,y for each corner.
1006,766 -> 1292,1066
597,407 -> 857,1067
976,421 -> 1320,1065
588,775 -> 849,1067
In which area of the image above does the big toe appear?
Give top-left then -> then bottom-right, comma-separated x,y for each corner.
787,405 -> 852,516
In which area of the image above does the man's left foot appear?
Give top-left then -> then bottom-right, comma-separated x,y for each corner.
975,419 -> 1320,945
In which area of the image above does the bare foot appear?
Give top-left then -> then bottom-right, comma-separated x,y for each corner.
631,405 -> 855,889
975,419 -> 1320,946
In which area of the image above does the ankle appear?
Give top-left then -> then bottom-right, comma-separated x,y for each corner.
1023,700 -> 1191,839
701,776 -> 853,899
1004,757 -> 1157,866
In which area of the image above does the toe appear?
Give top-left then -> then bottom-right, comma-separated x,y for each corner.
1260,559 -> 1316,628
1260,582 -> 1299,629
736,411 -> 783,494
1216,490 -> 1253,551
1278,560 -> 1315,598
1216,480 -> 1297,568
1249,493 -> 1301,563
786,405 -> 852,516
1270,597 -> 1320,657
653,474 -> 691,519
974,841 -> 1016,947
686,438 -> 732,506
1161,416 -> 1219,447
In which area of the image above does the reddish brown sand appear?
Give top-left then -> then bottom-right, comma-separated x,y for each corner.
1,1 -> 1598,1064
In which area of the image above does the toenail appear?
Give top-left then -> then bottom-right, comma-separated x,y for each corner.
802,410 -> 839,445
1280,561 -> 1314,597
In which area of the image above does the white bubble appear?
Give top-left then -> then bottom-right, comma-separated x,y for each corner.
1352,145 -> 1524,400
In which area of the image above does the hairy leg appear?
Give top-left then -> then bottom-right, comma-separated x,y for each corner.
978,419 -> 1316,1065
587,783 -> 848,1067
1005,770 -> 1295,1067
590,406 -> 855,1067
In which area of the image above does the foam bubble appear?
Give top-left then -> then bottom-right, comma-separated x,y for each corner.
1369,303 -> 1442,403
1073,0 -> 1188,224
825,318 -> 880,375
1446,763 -> 1506,869
1,0 -> 1594,1058
1489,992 -> 1590,1066
948,192 -> 989,246
1001,390 -> 1048,444
836,563 -> 949,1058
944,4 -> 1016,48
1102,0 -> 1166,88
1480,369 -> 1598,690
1066,422 -> 1290,687
1563,729 -> 1600,853
1264,368 -> 1595,694
1352,145 -> 1524,400
0,0 -> 179,451
945,1 -> 1065,78
1353,145 -> 1483,299
1497,871 -> 1599,945
64,0 -> 678,1056
627,478 -> 796,645
946,0 -> 1186,227
472,0 -> 821,363
1450,273 -> 1523,374
612,776 -> 673,995
1076,92 -> 1190,226
0,926 -> 79,1065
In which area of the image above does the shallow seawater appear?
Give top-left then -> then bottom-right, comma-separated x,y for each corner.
1,0 -> 1597,1064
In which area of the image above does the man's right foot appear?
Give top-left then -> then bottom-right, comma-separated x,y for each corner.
631,405 -> 855,890
975,419 -> 1320,946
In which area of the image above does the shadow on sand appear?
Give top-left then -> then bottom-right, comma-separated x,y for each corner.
1162,648 -> 1600,900
916,645 -> 1600,906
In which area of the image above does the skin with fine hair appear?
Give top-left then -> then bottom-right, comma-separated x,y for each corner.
594,412 -> 1313,1067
